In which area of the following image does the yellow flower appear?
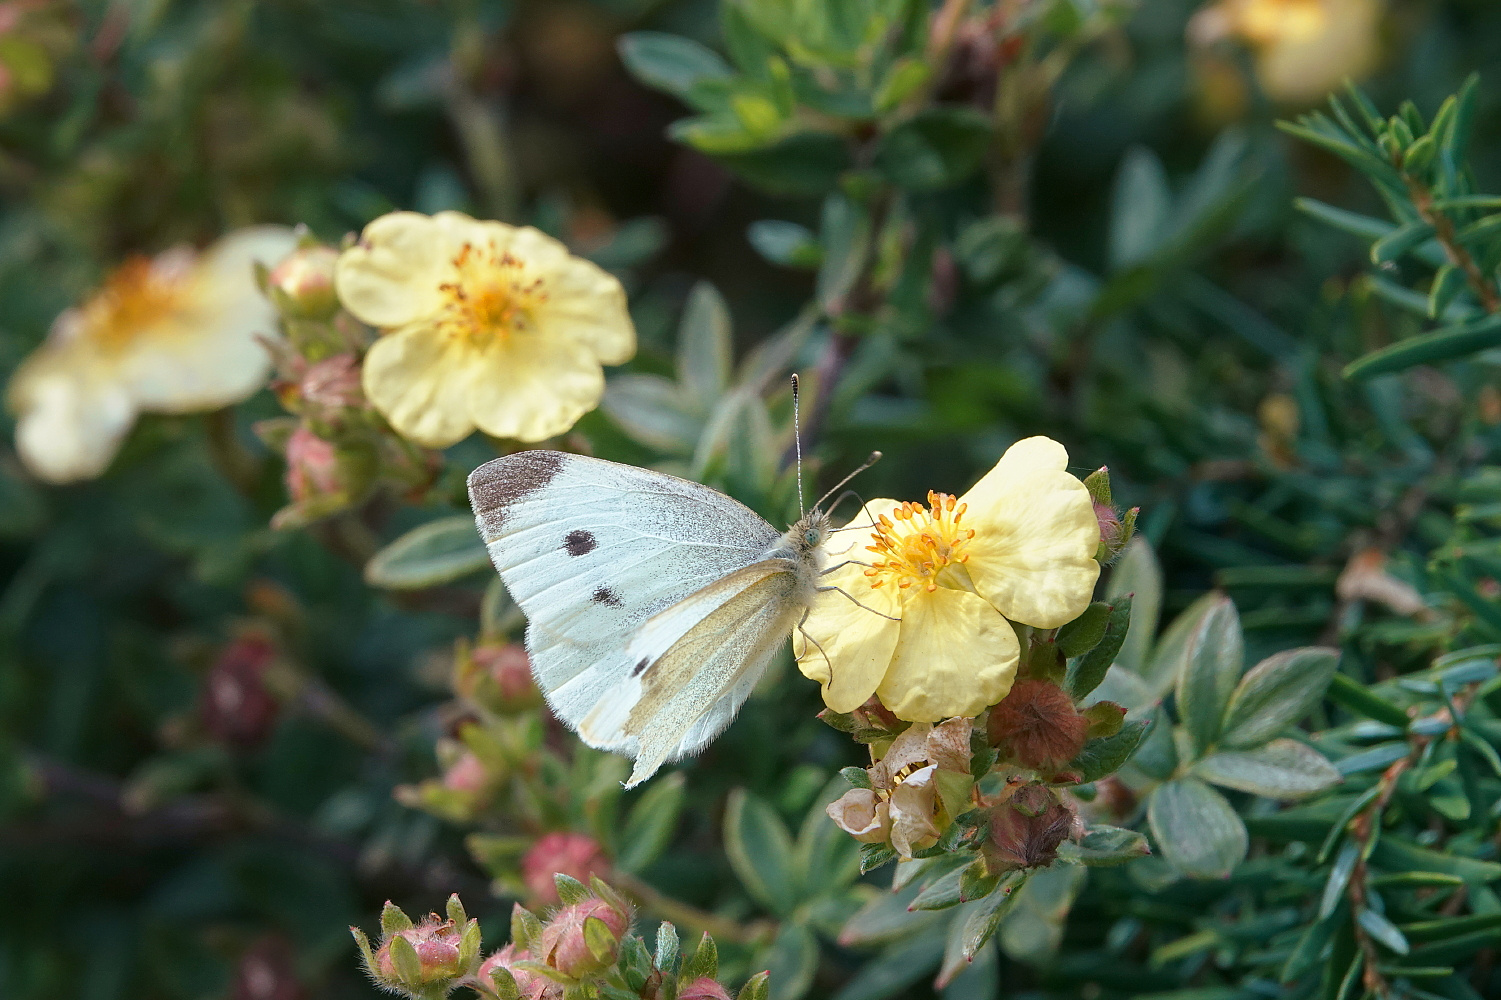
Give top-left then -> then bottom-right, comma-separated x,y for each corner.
797,437 -> 1100,722
6,227 -> 296,484
1190,0 -> 1383,105
334,210 -> 635,448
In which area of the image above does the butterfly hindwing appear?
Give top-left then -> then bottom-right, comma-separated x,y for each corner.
578,563 -> 807,785
468,451 -> 792,781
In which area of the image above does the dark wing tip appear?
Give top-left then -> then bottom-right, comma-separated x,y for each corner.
467,449 -> 569,538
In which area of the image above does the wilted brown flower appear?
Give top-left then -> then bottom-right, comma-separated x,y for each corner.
983,784 -> 1076,871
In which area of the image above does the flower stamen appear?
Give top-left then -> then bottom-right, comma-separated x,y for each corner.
863,492 -> 977,593
436,242 -> 550,343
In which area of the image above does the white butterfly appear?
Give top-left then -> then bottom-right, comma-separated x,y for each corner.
467,448 -> 875,787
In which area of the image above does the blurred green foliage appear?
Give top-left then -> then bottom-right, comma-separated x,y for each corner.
7,1 -> 1501,1000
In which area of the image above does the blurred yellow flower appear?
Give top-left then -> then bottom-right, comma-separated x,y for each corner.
797,437 -> 1100,722
6,227 -> 296,484
335,210 -> 635,448
1190,0 -> 1384,105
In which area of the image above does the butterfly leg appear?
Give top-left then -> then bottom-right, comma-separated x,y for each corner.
794,607 -> 836,682
817,585 -> 902,621
819,558 -> 875,576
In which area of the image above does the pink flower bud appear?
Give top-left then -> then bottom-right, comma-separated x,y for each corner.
478,944 -> 556,1000
285,427 -> 341,502
267,245 -> 339,318
679,977 -> 733,1000
458,643 -> 542,713
441,751 -> 489,794
232,936 -> 303,1000
373,916 -> 464,985
522,833 -> 610,905
538,897 -> 629,977
299,353 -> 364,412
200,633 -> 280,749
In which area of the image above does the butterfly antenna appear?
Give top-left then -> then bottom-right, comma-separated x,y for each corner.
815,451 -> 882,512
791,373 -> 806,518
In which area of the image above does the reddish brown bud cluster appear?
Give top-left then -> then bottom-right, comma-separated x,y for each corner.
201,632 -> 281,749
522,832 -> 611,906
983,784 -> 1076,872
987,678 -> 1089,772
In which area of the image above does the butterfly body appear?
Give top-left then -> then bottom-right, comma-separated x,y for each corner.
468,450 -> 830,786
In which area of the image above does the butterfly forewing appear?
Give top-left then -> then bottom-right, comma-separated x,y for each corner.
468,451 -> 792,783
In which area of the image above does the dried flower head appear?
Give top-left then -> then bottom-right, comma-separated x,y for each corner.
987,678 -> 1089,772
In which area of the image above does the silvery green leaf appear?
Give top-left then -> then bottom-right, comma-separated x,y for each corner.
603,374 -> 703,453
1142,590 -> 1219,697
1194,739 -> 1342,799
1105,538 -> 1162,677
1174,594 -> 1243,756
1220,647 -> 1340,749
725,788 -> 799,915
1147,777 -> 1248,879
676,281 -> 732,408
364,516 -> 490,590
758,922 -> 817,1000
1109,146 -> 1172,272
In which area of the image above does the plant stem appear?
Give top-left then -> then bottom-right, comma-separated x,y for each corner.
1407,178 -> 1501,314
612,871 -> 774,946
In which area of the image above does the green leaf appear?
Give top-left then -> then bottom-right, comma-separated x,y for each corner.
715,132 -> 852,196
1370,837 -> 1501,882
1428,264 -> 1466,318
603,374 -> 703,451
1220,647 -> 1339,748
1109,147 -> 1172,271
363,516 -> 490,590
873,107 -> 991,191
1066,597 -> 1133,700
1147,777 -> 1248,879
1356,908 -> 1410,955
738,971 -> 771,1000
795,776 -> 863,898
677,281 -> 733,409
747,220 -> 821,268
1194,739 -> 1342,799
1062,824 -> 1151,866
1069,717 -> 1153,783
958,878 -> 1022,963
1343,312 -> 1501,381
1295,197 -> 1398,242
758,923 -> 817,1000
617,773 -> 686,873
910,864 -> 967,911
873,56 -> 930,112
1326,672 -> 1410,728
1107,537 -> 1163,677
617,32 -> 733,109
724,789 -> 800,914
656,922 -> 680,975
1174,594 -> 1243,756
680,932 -> 718,984
1057,601 -> 1111,658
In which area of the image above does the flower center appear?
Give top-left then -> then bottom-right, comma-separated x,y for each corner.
85,256 -> 185,349
864,491 -> 976,593
437,242 -> 548,343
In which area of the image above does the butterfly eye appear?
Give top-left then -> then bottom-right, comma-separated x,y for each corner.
804,529 -> 820,546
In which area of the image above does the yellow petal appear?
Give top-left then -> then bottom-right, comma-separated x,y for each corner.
965,435 -> 1070,499
1254,0 -> 1380,103
124,227 -> 296,412
877,588 -> 1019,721
362,325 -> 480,448
464,333 -> 605,443
537,256 -> 636,365
10,360 -> 135,484
335,211 -> 451,328
960,466 -> 1100,628
796,500 -> 905,713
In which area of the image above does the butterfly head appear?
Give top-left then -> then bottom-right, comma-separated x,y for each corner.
790,508 -> 832,556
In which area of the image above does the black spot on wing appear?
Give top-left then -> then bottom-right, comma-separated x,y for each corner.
467,450 -> 566,538
564,529 -> 597,556
631,656 -> 650,677
591,586 -> 622,607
